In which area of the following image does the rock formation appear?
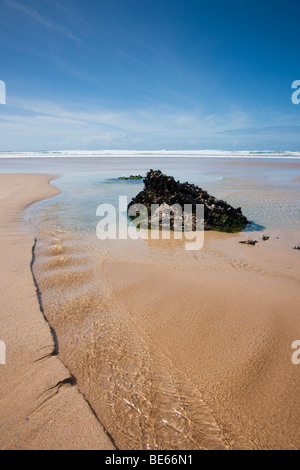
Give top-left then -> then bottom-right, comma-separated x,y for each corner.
128,170 -> 249,232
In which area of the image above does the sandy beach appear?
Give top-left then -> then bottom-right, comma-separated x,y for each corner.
33,220 -> 300,449
0,162 -> 299,450
0,174 -> 114,450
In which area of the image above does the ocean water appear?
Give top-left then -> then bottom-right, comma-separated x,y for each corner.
19,156 -> 300,232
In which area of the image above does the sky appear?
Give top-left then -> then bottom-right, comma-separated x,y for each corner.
0,0 -> 300,151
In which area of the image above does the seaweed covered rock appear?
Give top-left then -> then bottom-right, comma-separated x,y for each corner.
128,169 -> 249,232
118,175 -> 144,180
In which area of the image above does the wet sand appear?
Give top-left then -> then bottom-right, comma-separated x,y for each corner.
0,174 -> 114,450
2,165 -> 299,450
225,161 -> 300,169
33,224 -> 300,450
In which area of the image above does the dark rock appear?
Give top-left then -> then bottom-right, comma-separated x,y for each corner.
239,239 -> 259,246
128,170 -> 249,232
262,235 -> 270,241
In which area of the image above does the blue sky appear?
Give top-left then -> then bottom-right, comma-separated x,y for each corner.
0,0 -> 300,151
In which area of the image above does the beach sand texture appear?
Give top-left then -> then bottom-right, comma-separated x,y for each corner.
1,170 -> 300,450
0,174 -> 114,450
33,225 -> 300,450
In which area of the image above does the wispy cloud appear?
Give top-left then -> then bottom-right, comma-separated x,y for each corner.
7,95 -> 252,135
219,126 -> 300,135
5,0 -> 77,40
0,94 -> 254,150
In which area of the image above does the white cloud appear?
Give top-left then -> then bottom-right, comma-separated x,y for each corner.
0,94 -> 254,150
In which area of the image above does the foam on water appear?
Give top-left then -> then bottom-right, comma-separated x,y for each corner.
2,149 -> 300,159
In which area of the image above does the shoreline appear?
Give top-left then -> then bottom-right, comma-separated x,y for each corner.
0,174 -> 114,450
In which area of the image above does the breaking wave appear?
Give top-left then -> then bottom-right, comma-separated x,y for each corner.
1,150 -> 300,159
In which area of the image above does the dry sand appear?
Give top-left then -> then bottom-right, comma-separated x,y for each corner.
0,174 -> 114,450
